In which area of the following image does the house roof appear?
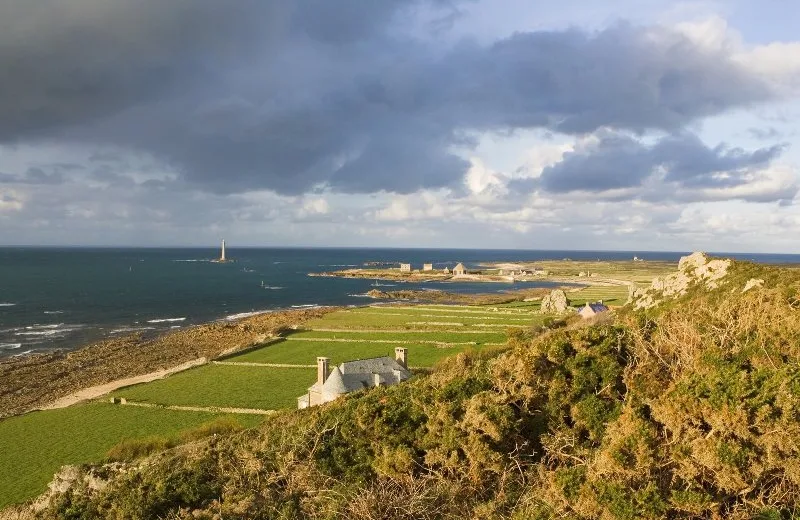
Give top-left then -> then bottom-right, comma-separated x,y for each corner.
340,356 -> 407,375
583,303 -> 609,313
454,262 -> 466,271
322,356 -> 411,395
322,366 -> 349,395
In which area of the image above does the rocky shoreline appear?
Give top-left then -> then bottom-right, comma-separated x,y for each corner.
0,307 -> 335,419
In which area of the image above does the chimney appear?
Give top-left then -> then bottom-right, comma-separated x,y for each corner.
317,357 -> 330,386
599,299 -> 603,306
373,373 -> 382,387
394,347 -> 408,369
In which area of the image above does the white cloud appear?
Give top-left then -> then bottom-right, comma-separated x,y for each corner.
675,16 -> 800,95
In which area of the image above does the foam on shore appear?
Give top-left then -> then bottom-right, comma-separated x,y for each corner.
109,326 -> 156,334
225,310 -> 273,320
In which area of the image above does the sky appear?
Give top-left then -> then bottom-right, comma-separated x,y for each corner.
0,0 -> 799,252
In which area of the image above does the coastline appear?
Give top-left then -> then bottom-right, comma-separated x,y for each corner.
0,306 -> 336,419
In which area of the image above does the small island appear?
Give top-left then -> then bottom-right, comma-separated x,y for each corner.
309,258 -> 676,288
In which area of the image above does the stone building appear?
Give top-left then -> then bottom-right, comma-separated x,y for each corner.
399,263 -> 411,272
453,262 -> 467,275
422,263 -> 433,271
297,348 -> 412,409
578,302 -> 609,319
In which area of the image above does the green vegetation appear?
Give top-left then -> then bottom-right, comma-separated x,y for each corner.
567,285 -> 630,306
112,365 -> 315,410
534,258 -> 676,283
230,339 -> 484,367
288,329 -> 506,344
105,416 -> 247,462
0,403 -> 261,508
23,259 -> 800,519
305,307 -> 546,329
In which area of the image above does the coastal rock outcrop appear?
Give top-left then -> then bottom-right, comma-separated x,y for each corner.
541,289 -> 569,313
631,252 -> 731,309
742,278 -> 765,293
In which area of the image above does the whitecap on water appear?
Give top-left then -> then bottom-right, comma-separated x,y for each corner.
147,317 -> 187,323
0,343 -> 22,350
0,303 -> 16,307
109,326 -> 156,334
225,310 -> 277,320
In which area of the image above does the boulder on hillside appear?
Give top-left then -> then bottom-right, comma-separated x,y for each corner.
541,289 -> 570,313
631,251 -> 732,309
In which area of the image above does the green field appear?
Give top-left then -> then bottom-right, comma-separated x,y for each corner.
306,309 -> 544,329
0,403 -> 262,508
230,339 -> 477,367
287,329 -> 506,343
567,285 -> 630,306
112,365 -> 315,410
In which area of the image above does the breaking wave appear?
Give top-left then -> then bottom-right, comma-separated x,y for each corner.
147,317 -> 187,323
14,323 -> 83,337
109,327 -> 156,334
225,310 -> 272,320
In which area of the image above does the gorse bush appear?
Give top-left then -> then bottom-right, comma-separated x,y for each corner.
13,260 -> 800,519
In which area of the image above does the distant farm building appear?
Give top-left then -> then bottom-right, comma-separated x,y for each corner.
453,262 -> 467,275
399,263 -> 412,272
422,263 -> 433,271
297,349 -> 411,409
578,302 -> 609,319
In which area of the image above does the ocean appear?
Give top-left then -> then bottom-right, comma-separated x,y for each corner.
1,247 -> 798,358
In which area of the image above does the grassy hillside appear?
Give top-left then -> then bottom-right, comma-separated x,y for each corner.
0,303 -> 540,509
0,404 -> 262,509
9,259 -> 800,519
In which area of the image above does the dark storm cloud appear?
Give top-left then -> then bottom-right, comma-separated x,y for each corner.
538,131 -> 789,197
0,167 -> 66,185
0,1 -> 783,196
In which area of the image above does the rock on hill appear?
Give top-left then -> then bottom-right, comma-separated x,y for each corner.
630,251 -> 731,309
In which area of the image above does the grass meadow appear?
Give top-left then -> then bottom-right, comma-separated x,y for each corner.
567,285 -> 630,306
0,403 -> 261,508
287,329 -> 507,343
230,339 -> 477,367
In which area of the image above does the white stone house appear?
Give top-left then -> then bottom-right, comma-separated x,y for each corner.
422,263 -> 433,271
452,262 -> 467,275
297,348 -> 412,409
399,263 -> 412,273
578,302 -> 609,319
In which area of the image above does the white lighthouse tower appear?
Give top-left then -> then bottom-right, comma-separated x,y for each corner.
220,239 -> 226,262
